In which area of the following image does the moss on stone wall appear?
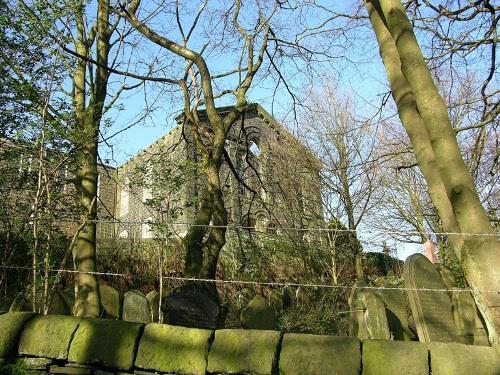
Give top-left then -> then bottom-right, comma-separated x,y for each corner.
0,313 -> 500,374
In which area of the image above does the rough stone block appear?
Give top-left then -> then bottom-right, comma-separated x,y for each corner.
50,365 -> 92,374
362,340 -> 428,375
68,318 -> 143,371
19,315 -> 80,359
430,342 -> 500,375
18,357 -> 53,370
135,323 -> 212,375
279,334 -> 360,375
0,312 -> 36,357
207,329 -> 280,375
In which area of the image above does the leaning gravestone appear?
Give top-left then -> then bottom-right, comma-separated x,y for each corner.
349,280 -> 390,340
100,283 -> 121,319
240,295 -> 277,330
374,278 -> 412,341
163,284 -> 224,329
437,265 -> 489,345
123,290 -> 151,323
404,254 -> 459,343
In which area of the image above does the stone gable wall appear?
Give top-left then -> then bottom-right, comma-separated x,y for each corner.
1,312 -> 499,374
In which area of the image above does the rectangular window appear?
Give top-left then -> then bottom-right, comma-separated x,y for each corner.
142,217 -> 153,239
120,178 -> 130,217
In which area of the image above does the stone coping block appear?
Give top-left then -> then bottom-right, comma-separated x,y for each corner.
0,312 -> 35,357
429,342 -> 500,375
279,334 -> 360,375
207,329 -> 281,375
362,340 -> 428,375
135,323 -> 212,375
67,318 -> 143,371
19,315 -> 80,359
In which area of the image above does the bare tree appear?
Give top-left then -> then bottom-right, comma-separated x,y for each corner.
119,0 -> 273,295
300,84 -> 379,277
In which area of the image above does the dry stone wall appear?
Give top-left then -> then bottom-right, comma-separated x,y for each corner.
1,312 -> 499,375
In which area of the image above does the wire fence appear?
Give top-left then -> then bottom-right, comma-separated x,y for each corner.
0,265 -> 498,294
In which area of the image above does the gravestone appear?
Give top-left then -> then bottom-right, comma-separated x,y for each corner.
163,284 -> 224,329
46,291 -> 70,315
268,290 -> 283,312
362,290 -> 391,339
437,265 -> 489,345
404,254 -> 459,343
374,278 -> 412,341
100,283 -> 121,319
240,295 -> 277,330
122,290 -> 151,323
237,288 -> 254,309
9,294 -> 30,312
282,286 -> 295,309
349,280 -> 390,340
59,290 -> 75,314
349,280 -> 370,339
146,290 -> 160,323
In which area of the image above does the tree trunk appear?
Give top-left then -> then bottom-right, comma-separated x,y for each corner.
366,0 -> 500,341
71,0 -> 111,317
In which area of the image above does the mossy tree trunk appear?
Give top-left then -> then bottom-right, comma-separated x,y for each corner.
72,0 -> 111,317
365,0 -> 500,342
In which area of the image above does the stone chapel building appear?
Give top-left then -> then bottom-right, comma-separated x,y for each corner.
94,104 -> 323,241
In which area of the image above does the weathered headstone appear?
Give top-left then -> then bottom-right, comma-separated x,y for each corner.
404,253 -> 459,343
162,284 -> 224,329
362,291 -> 391,340
268,289 -> 283,312
59,290 -> 75,314
46,291 -> 70,315
374,278 -> 412,341
236,288 -> 253,309
349,280 -> 390,340
100,283 -> 121,319
9,294 -> 30,312
282,285 -> 295,309
122,290 -> 151,323
240,295 -> 277,330
146,290 -> 160,323
437,265 -> 489,346
349,280 -> 370,339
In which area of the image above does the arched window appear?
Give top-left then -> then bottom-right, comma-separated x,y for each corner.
249,141 -> 260,157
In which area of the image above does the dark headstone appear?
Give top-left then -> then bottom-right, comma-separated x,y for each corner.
374,278 -> 412,341
240,295 -> 277,330
282,286 -> 295,309
268,290 -> 283,312
123,290 -> 151,323
404,254 -> 459,343
162,284 -> 224,329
